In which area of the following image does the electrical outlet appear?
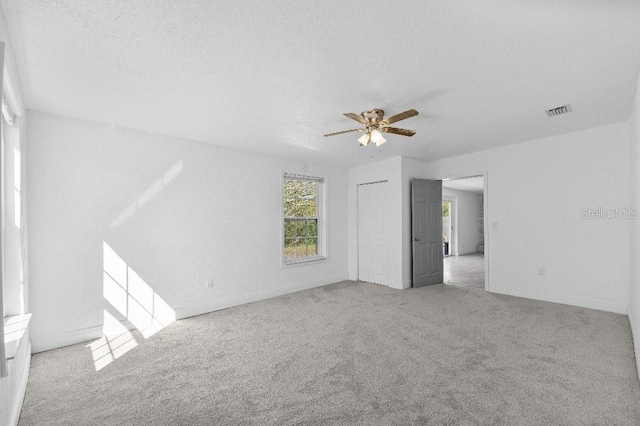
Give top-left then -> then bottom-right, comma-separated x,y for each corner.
205,279 -> 214,289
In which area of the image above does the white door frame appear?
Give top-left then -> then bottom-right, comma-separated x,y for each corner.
441,171 -> 489,291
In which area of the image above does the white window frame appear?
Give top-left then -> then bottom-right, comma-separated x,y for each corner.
0,92 -> 5,377
0,43 -> 7,378
1,46 -> 28,378
282,172 -> 327,267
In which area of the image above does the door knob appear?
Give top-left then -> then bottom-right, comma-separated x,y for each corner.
412,237 -> 419,242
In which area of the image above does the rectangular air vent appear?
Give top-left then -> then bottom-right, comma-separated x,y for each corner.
546,104 -> 572,117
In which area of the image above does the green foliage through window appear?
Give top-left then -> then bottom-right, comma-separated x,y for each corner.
283,177 -> 320,260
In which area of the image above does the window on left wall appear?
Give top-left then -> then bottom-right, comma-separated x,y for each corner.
1,94 -> 22,317
283,173 -> 325,265
1,68 -> 27,377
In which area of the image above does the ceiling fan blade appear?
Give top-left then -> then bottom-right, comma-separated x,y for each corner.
324,128 -> 363,137
384,109 -> 418,125
343,112 -> 368,125
381,127 -> 416,137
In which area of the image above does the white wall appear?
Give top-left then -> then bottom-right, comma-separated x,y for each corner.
27,110 -> 348,352
629,70 -> 640,378
348,156 -> 442,290
352,156 -> 485,289
442,188 -> 481,256
423,122 -> 631,314
350,122 -> 632,313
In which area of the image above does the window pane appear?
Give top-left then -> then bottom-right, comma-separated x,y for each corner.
284,239 -> 296,258
308,220 -> 318,237
306,197 -> 317,216
308,238 -> 318,256
295,238 -> 307,257
284,203 -> 296,217
297,200 -> 312,217
301,180 -> 314,197
283,180 -> 297,216
298,220 -> 308,237
294,200 -> 306,217
303,182 -> 317,213
284,220 -> 296,239
284,179 -> 317,218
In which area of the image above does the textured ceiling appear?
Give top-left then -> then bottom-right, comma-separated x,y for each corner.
3,1 -> 640,168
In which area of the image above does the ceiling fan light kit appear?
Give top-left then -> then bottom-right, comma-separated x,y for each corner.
325,108 -> 418,146
358,129 -> 387,147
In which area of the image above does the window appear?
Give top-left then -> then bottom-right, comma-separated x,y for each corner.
1,94 -> 22,317
0,92 -> 5,377
1,54 -> 28,377
283,173 -> 324,264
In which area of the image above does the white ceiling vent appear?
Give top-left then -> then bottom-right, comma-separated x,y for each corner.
546,104 -> 572,117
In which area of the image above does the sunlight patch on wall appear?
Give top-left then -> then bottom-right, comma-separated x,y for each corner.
103,242 -> 176,338
110,160 -> 183,229
90,242 -> 176,371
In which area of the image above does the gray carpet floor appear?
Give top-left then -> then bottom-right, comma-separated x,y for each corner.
19,281 -> 640,425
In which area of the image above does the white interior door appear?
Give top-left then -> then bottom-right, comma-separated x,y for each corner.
358,182 -> 389,285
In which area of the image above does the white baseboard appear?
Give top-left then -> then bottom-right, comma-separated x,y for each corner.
8,341 -> 31,426
31,325 -> 105,354
175,275 -> 348,319
31,276 -> 348,352
490,285 -> 627,314
386,281 -> 405,290
31,318 -> 142,354
629,306 -> 640,381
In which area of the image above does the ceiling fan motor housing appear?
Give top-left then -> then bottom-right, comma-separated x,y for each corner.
361,109 -> 385,126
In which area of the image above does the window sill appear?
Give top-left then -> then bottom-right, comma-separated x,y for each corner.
282,256 -> 327,268
4,313 -> 31,360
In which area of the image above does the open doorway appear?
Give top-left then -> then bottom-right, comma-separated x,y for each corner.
442,175 -> 485,290
442,197 -> 454,257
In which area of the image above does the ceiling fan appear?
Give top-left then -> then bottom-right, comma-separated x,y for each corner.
324,108 -> 418,146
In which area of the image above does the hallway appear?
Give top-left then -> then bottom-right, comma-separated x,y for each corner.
444,253 -> 485,290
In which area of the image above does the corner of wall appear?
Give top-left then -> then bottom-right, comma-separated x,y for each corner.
629,304 -> 640,381
628,69 -> 640,382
